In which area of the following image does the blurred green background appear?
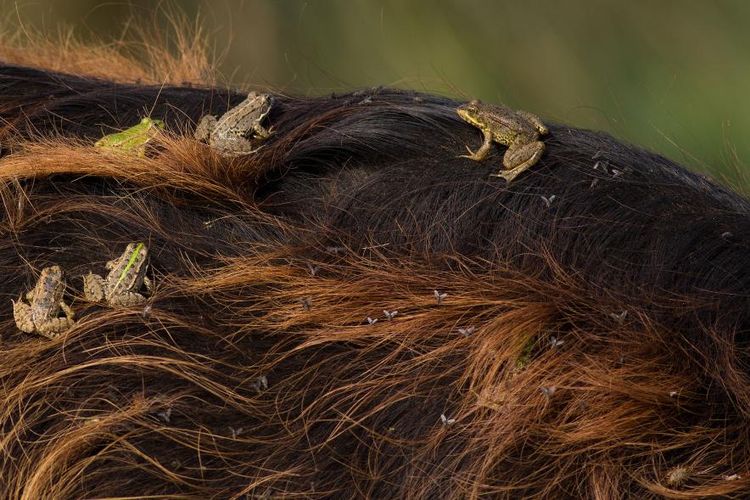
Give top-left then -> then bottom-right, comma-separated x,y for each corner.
5,0 -> 750,188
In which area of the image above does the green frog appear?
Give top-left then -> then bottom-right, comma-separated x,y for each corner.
194,91 -> 274,156
95,117 -> 165,156
457,100 -> 548,183
83,242 -> 152,307
13,265 -> 76,338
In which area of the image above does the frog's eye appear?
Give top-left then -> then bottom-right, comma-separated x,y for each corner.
468,99 -> 480,107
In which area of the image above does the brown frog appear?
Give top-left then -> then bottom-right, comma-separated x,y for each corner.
194,91 -> 274,156
457,100 -> 549,183
13,265 -> 76,338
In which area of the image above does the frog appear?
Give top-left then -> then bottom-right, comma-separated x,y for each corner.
83,242 -> 152,307
456,100 -> 549,183
194,91 -> 274,156
12,265 -> 76,338
95,117 -> 165,156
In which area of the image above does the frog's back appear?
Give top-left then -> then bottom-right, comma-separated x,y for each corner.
481,105 -> 536,139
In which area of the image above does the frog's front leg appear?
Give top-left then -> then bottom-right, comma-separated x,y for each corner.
12,299 -> 35,333
59,301 -> 75,321
143,276 -> 153,292
460,129 -> 494,161
109,291 -> 147,307
83,273 -> 107,302
252,122 -> 274,140
493,141 -> 545,183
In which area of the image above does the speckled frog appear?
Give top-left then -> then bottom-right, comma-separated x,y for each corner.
83,242 -> 152,307
194,91 -> 274,156
457,100 -> 549,183
13,265 -> 75,338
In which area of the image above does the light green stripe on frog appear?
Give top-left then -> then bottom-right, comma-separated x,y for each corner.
114,242 -> 145,291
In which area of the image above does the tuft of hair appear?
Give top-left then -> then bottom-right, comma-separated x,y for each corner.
0,8 -> 216,85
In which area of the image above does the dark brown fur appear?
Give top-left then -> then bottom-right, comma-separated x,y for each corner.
0,58 -> 749,499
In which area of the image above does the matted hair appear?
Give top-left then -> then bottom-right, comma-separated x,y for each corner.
1,34 -> 749,499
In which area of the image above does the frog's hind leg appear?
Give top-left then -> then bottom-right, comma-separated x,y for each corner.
516,110 -> 548,135
12,299 -> 35,333
194,115 -> 217,142
110,292 -> 146,307
494,141 -> 546,183
82,273 -> 106,302
37,316 -> 75,339
460,129 -> 494,161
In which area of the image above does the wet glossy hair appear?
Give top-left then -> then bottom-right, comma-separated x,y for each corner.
1,56 -> 750,498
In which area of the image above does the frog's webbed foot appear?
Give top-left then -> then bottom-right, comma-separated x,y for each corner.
37,317 -> 75,339
493,141 -> 545,183
460,130 -> 493,161
109,291 -> 146,307
515,110 -> 548,135
12,299 -> 35,333
194,115 -> 217,142
83,273 -> 106,302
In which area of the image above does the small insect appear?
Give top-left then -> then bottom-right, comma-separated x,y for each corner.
434,290 -> 447,305
540,386 -> 557,398
593,159 -> 610,173
540,195 -> 556,208
724,474 -> 741,481
666,466 -> 690,486
300,297 -> 312,311
610,310 -> 628,324
367,317 -> 378,325
458,326 -> 475,337
383,310 -> 398,320
549,336 -> 564,348
156,407 -> 172,423
252,375 -> 268,393
229,426 -> 244,439
440,413 -> 456,426
307,263 -> 320,276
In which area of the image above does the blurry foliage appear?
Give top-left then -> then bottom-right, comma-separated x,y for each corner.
4,0 -> 750,188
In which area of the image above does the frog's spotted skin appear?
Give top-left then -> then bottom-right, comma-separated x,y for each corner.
95,117 -> 165,156
12,265 -> 75,338
457,100 -> 548,183
83,242 -> 152,307
194,91 -> 274,156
